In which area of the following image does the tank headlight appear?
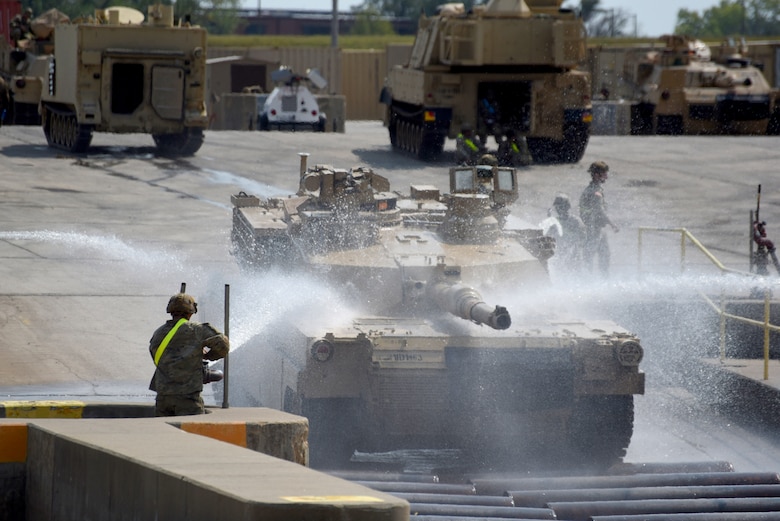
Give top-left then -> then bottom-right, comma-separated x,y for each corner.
192,47 -> 203,59
311,339 -> 334,362
15,78 -> 25,89
614,340 -> 643,367
661,90 -> 671,101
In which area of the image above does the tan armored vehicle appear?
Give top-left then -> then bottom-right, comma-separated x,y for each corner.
38,5 -> 208,154
0,8 -> 68,125
630,35 -> 780,135
380,0 -> 592,163
227,154 -> 645,469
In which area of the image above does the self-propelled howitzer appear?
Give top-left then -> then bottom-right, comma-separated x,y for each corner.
228,154 -> 644,470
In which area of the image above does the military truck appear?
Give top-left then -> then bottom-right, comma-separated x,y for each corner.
630,35 -> 780,135
38,4 -> 208,155
380,0 -> 592,163
227,154 -> 645,469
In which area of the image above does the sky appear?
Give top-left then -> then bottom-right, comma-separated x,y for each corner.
243,1 -> 721,38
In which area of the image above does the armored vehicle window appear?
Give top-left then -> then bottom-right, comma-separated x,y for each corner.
453,168 -> 474,191
495,168 -> 514,192
112,63 -> 144,115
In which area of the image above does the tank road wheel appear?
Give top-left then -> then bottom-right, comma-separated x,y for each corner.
153,128 -> 205,157
259,113 -> 269,131
561,123 -> 589,163
569,395 -> 634,469
656,115 -> 684,135
41,106 -> 93,153
418,128 -> 444,161
388,110 -> 398,147
767,110 -> 780,135
302,398 -> 363,469
42,107 -> 54,146
526,123 -> 588,164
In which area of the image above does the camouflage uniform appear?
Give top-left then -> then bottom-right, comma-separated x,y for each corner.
551,194 -> 586,272
149,296 -> 229,416
496,129 -> 531,167
455,124 -> 481,165
579,161 -> 615,276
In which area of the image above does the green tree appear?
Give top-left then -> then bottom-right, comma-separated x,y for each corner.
352,0 -> 475,19
350,7 -> 395,35
675,0 -> 780,38
562,0 -> 633,37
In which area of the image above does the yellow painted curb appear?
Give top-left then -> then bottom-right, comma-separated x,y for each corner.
1,401 -> 86,418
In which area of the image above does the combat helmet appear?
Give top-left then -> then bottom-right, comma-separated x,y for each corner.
588,161 -> 609,175
478,153 -> 498,166
552,193 -> 571,213
167,293 -> 197,315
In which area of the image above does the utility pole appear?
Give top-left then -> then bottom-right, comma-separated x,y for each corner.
331,0 -> 339,48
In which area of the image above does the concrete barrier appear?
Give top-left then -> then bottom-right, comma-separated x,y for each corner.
0,406 -> 406,521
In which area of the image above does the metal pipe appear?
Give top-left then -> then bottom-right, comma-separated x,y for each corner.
409,517 -> 544,521
548,497 -> 780,521
472,472 -> 780,496
408,502 -> 555,519
328,471 -> 439,483
510,485 -> 780,509
356,481 -> 476,495
394,493 -> 514,507
592,513 -> 780,521
299,152 -> 310,176
609,461 -> 734,474
222,283 -> 230,408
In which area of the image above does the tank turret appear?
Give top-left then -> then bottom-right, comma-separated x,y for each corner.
630,34 -> 780,136
227,154 -> 644,470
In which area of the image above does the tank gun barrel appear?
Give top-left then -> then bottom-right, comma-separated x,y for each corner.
429,282 -> 511,330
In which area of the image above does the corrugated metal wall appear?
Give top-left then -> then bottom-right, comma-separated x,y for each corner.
208,46 -> 341,95
341,49 -> 386,121
209,42 -> 780,122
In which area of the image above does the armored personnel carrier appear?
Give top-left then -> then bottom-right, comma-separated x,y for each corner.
38,4 -> 208,155
380,0 -> 592,163
228,155 -> 644,469
630,35 -> 780,135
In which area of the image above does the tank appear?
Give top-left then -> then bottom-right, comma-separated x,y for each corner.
630,35 -> 780,135
379,0 -> 592,163
37,4 -> 208,155
228,154 -> 645,470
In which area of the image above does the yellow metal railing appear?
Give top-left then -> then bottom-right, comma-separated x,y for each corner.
638,226 -> 779,380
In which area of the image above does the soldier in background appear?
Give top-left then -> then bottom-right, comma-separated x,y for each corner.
0,77 -> 10,126
549,193 -> 586,272
148,293 -> 229,416
579,161 -> 619,276
455,123 -> 482,165
496,128 -> 532,167
9,7 -> 33,46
